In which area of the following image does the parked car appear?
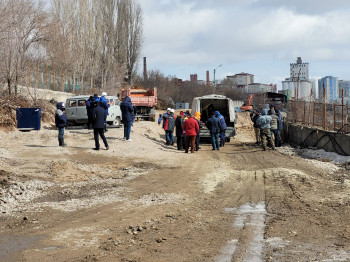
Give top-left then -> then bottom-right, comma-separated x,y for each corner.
191,94 -> 236,141
65,95 -> 122,127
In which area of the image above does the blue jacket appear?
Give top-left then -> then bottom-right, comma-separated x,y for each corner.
206,115 -> 220,134
120,96 -> 134,122
55,102 -> 67,128
257,110 -> 272,129
100,96 -> 110,115
215,111 -> 227,131
92,103 -> 107,129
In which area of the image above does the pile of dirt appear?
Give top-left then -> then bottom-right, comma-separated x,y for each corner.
0,90 -> 56,132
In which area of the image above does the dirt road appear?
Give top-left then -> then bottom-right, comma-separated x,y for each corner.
0,116 -> 350,262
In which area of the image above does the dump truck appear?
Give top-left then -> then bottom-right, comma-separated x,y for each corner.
120,87 -> 157,121
191,94 -> 236,142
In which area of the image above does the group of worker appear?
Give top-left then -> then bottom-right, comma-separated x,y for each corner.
159,108 -> 228,153
55,92 -> 135,150
250,104 -> 283,151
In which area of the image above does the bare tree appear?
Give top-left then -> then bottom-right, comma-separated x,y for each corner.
0,0 -> 47,95
116,0 -> 143,84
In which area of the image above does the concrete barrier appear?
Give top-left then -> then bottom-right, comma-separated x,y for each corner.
284,122 -> 350,156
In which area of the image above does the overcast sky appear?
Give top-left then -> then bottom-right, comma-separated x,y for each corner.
139,0 -> 350,89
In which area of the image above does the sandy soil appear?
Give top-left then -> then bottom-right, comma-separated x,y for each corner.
0,113 -> 350,262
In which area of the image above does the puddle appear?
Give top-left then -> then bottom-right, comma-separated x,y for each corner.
216,202 -> 266,262
0,235 -> 43,261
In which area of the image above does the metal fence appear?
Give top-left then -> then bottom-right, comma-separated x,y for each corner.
287,100 -> 350,133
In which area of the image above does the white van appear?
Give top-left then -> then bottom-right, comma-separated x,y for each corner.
65,95 -> 122,126
191,94 -> 236,141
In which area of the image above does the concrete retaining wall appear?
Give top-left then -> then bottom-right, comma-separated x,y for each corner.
284,123 -> 350,156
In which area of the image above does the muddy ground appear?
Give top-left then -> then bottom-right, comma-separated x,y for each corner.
0,113 -> 350,262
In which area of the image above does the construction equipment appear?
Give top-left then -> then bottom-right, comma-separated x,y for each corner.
121,87 -> 157,121
240,94 -> 254,111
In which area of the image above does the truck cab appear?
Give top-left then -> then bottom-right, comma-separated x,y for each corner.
191,94 -> 236,141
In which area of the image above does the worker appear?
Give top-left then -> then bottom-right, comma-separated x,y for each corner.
275,109 -> 283,147
86,96 -> 94,129
250,110 -> 261,144
183,113 -> 199,153
257,109 -> 275,151
269,109 -> 280,148
120,96 -> 134,141
163,108 -> 176,145
92,101 -> 109,150
215,111 -> 227,147
55,102 -> 67,147
194,112 -> 202,151
100,92 -> 110,132
175,111 -> 185,150
206,112 -> 221,151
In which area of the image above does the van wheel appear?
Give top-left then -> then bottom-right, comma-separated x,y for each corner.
113,117 -> 121,127
225,137 -> 231,142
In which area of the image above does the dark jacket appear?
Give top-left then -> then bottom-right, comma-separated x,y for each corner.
206,115 -> 220,134
86,96 -> 94,115
163,112 -> 175,132
120,96 -> 134,122
251,113 -> 260,128
215,111 -> 227,131
100,96 -> 110,115
175,117 -> 184,136
92,103 -> 107,129
55,102 -> 67,128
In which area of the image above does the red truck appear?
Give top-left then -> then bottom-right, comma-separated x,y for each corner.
120,87 -> 157,121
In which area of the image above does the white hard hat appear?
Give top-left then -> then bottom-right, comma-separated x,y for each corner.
167,108 -> 171,111
102,92 -> 107,96
61,102 -> 65,107
170,109 -> 175,113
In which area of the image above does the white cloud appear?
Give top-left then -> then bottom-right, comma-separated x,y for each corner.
139,0 -> 350,84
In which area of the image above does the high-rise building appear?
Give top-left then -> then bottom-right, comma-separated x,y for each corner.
282,57 -> 312,100
226,73 -> 254,88
290,57 -> 309,80
339,80 -> 350,98
318,76 -> 339,102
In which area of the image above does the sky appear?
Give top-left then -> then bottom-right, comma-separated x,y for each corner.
138,0 -> 350,89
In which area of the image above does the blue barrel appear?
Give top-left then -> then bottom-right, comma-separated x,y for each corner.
16,108 -> 41,131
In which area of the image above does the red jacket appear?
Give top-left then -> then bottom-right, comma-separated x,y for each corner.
183,117 -> 199,136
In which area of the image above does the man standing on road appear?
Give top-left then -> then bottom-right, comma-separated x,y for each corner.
206,112 -> 221,150
100,92 -> 110,132
92,101 -> 109,150
175,111 -> 185,150
120,96 -> 134,141
163,108 -> 176,145
183,113 -> 199,153
86,96 -> 94,129
257,109 -> 275,151
269,109 -> 280,149
250,110 -> 261,144
55,102 -> 67,147
215,111 -> 227,147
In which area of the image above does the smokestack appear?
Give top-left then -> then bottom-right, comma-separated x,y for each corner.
143,57 -> 147,80
206,71 -> 210,85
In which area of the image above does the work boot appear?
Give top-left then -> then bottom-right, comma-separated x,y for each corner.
58,139 -> 62,146
61,139 -> 67,147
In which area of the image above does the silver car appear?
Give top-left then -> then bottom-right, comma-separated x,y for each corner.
65,95 -> 122,127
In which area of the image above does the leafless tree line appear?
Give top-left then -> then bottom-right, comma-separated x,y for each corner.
0,0 -> 143,96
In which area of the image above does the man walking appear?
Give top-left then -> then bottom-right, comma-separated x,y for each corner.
182,113 -> 199,153
92,101 -> 109,150
120,96 -> 134,141
206,112 -> 221,150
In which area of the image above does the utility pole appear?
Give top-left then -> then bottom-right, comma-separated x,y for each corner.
213,64 -> 222,93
